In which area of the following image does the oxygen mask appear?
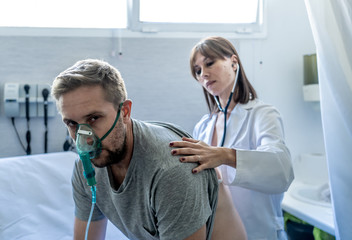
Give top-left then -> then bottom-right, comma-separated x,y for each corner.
76,124 -> 101,186
76,124 -> 102,159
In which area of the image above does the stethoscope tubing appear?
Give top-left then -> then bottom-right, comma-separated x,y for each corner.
214,64 -> 240,147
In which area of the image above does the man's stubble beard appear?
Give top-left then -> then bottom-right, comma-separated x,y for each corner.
92,124 -> 128,168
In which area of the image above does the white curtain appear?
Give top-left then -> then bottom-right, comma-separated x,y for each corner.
304,0 -> 352,239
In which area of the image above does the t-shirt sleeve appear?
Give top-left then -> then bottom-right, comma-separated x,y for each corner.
71,159 -> 105,221
151,163 -> 218,240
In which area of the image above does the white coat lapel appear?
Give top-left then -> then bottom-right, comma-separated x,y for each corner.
224,100 -> 256,147
203,114 -> 217,145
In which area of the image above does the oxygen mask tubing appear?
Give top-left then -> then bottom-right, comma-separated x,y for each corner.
74,102 -> 123,240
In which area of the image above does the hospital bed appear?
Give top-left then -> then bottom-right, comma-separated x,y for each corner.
0,151 -> 128,240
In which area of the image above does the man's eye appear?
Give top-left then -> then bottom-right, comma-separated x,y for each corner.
64,120 -> 77,133
65,120 -> 76,128
88,116 -> 100,125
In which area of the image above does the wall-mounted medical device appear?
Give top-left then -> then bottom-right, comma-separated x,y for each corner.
303,54 -> 320,102
4,82 -> 56,117
37,84 -> 56,117
4,83 -> 21,117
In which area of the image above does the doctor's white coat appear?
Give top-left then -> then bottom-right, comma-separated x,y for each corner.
193,98 -> 294,240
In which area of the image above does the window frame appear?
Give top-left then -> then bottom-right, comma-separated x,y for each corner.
0,0 -> 267,39
127,0 -> 266,38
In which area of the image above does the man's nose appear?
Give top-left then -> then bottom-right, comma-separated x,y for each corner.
86,137 -> 94,146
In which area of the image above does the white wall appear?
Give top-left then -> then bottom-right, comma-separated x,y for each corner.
0,0 -> 324,160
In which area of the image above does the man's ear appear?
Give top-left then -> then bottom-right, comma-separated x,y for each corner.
121,100 -> 132,121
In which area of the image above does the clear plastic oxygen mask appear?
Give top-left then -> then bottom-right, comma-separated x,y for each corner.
76,124 -> 101,186
76,124 -> 102,159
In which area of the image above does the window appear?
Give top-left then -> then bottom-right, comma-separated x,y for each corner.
128,0 -> 265,34
0,0 -> 265,38
0,0 -> 127,28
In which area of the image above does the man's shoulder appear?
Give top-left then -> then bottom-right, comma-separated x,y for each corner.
155,163 -> 218,192
133,119 -> 192,139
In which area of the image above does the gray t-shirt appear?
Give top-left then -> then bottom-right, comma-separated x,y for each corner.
72,119 -> 219,240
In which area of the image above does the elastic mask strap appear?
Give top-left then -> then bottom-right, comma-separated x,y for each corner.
100,102 -> 123,142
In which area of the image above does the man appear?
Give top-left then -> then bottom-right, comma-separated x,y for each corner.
51,59 -> 246,240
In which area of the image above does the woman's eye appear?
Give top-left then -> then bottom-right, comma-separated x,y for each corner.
206,61 -> 214,67
195,69 -> 201,75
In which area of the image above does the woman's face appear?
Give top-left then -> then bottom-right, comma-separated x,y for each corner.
193,52 -> 238,99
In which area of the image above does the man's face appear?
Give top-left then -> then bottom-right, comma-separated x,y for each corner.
59,85 -> 127,167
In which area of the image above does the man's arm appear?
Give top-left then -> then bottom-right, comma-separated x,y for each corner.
184,225 -> 207,240
74,217 -> 107,240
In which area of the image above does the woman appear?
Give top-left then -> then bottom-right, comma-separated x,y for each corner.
170,36 -> 294,239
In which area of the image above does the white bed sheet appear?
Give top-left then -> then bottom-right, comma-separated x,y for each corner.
0,151 -> 128,240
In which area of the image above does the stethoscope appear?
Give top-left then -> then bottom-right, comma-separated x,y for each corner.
24,84 -> 31,155
42,88 -> 49,153
214,63 -> 240,147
